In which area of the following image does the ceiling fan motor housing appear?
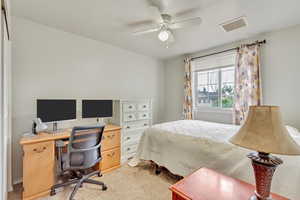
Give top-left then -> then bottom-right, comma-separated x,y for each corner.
161,14 -> 172,23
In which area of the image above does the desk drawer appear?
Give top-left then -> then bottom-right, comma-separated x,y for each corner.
23,141 -> 55,198
102,131 -> 120,151
101,148 -> 120,171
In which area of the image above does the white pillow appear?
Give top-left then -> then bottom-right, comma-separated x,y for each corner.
286,125 -> 300,137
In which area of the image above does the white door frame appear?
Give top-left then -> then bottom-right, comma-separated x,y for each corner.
1,0 -> 11,198
0,6 -> 6,200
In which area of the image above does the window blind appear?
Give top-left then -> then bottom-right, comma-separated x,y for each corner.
191,51 -> 237,72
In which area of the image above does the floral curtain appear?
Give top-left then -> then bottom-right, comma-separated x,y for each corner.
234,44 -> 262,125
183,57 -> 193,120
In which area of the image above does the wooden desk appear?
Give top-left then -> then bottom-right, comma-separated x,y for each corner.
169,168 -> 289,200
20,124 -> 121,200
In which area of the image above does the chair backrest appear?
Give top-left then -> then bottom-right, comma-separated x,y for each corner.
66,125 -> 105,170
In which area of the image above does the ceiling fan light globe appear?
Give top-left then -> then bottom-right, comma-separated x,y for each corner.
158,30 -> 169,42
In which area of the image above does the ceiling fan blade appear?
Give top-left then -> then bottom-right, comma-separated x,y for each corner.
169,17 -> 202,29
174,7 -> 202,19
127,20 -> 156,28
132,26 -> 161,36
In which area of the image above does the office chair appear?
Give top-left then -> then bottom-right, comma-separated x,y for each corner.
50,125 -> 107,200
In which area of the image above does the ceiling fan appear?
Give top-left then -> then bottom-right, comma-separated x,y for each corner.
130,0 -> 202,45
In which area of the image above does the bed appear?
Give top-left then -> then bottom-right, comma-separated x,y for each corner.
129,120 -> 300,199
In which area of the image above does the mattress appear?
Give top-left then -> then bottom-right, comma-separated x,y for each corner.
129,120 -> 300,199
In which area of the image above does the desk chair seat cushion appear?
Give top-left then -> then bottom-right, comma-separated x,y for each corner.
62,153 -> 83,169
62,150 -> 100,170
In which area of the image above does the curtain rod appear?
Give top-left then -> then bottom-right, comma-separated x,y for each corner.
190,39 -> 266,61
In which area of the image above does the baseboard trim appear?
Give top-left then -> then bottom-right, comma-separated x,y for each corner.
23,190 -> 50,200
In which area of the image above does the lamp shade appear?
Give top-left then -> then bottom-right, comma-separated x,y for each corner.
230,106 -> 300,155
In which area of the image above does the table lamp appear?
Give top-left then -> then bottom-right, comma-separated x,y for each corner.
230,106 -> 300,200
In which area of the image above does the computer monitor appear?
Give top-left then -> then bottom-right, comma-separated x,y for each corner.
37,99 -> 77,123
82,100 -> 113,119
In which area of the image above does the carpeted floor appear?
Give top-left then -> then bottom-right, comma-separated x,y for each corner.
8,162 -> 182,200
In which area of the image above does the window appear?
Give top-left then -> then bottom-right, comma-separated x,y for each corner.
192,53 -> 236,110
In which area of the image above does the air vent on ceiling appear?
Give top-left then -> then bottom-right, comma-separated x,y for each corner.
220,16 -> 247,32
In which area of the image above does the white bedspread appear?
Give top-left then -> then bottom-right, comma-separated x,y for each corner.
129,120 -> 300,199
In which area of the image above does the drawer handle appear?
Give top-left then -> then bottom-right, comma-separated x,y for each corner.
107,152 -> 115,157
107,134 -> 115,139
126,126 -> 130,129
143,105 -> 147,108
143,114 -> 147,117
144,123 -> 148,126
126,137 -> 131,140
127,148 -> 131,151
128,115 -> 133,119
33,146 -> 46,153
128,105 -> 132,109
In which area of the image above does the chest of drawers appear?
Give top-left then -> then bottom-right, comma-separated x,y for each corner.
112,99 -> 152,163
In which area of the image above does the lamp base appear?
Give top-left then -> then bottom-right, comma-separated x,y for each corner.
249,195 -> 273,200
247,152 -> 283,200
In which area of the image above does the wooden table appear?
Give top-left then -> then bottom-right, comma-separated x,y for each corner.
169,168 -> 289,200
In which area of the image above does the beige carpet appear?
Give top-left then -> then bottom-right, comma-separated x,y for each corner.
9,162 -> 181,200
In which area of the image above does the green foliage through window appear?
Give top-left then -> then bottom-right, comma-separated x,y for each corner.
194,66 -> 235,109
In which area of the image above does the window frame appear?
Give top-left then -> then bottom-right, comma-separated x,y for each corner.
192,64 -> 235,112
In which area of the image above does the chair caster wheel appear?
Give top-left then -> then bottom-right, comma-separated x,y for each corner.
102,185 -> 108,191
155,169 -> 161,175
98,172 -> 102,177
50,189 -> 56,196
154,164 -> 162,175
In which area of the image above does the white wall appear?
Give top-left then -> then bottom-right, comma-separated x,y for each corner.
163,24 -> 300,129
163,56 -> 184,121
12,17 -> 165,183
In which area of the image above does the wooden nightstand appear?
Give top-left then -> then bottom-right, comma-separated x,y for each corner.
169,168 -> 289,200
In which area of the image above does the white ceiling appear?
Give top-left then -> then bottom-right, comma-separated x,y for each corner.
11,0 -> 300,59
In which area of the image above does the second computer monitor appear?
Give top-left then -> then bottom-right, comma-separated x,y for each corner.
82,100 -> 113,119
